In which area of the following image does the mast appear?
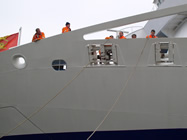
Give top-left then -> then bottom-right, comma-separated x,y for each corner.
17,27 -> 22,46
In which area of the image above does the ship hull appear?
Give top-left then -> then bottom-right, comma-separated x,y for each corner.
2,129 -> 187,140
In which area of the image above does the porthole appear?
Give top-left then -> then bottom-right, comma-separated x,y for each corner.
52,60 -> 67,71
12,55 -> 26,69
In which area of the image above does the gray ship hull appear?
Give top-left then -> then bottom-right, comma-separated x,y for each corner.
1,4 -> 187,140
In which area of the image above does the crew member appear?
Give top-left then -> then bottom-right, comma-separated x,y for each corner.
119,31 -> 126,39
146,30 -> 157,38
62,22 -> 71,33
105,35 -> 114,39
132,34 -> 137,38
32,28 -> 45,42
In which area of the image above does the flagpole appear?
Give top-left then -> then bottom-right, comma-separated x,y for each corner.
17,27 -> 22,46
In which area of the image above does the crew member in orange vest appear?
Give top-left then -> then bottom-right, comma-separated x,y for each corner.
119,31 -> 126,39
62,22 -> 71,33
146,29 -> 157,38
32,28 -> 45,42
105,35 -> 114,39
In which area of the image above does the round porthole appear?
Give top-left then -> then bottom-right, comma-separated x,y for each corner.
52,60 -> 67,71
12,55 -> 26,69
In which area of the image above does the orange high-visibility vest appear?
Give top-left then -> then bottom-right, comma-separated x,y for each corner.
146,35 -> 157,38
32,32 -> 45,42
62,27 -> 71,33
105,37 -> 113,39
119,36 -> 126,39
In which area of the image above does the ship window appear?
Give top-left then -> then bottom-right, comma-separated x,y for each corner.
154,42 -> 174,65
52,60 -> 67,71
87,43 -> 118,66
12,54 -> 26,69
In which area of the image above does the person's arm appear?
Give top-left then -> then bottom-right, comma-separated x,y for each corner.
32,35 -> 35,42
42,32 -> 45,38
62,27 -> 65,33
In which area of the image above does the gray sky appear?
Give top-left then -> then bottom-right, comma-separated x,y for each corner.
1,0 -> 154,45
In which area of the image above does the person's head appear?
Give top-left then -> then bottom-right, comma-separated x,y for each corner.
151,29 -> 156,36
132,34 -> 137,38
36,28 -> 41,35
109,35 -> 114,39
119,31 -> 123,37
66,22 -> 70,28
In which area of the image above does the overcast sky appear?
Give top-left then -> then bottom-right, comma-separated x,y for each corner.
1,0 -> 154,45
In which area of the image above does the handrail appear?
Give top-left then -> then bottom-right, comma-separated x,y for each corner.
71,4 -> 187,39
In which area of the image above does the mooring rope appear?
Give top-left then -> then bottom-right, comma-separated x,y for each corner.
0,39 -> 110,139
87,39 -> 149,140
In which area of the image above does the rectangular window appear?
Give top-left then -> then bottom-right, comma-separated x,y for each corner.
154,42 -> 174,65
87,43 -> 118,66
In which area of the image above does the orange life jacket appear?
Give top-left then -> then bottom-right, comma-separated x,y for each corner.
119,36 -> 126,39
105,37 -> 113,39
62,26 -> 71,33
32,32 -> 45,42
146,35 -> 157,38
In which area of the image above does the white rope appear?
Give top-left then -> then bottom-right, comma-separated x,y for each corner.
0,64 -> 89,139
0,39 -> 110,139
87,39 -> 149,140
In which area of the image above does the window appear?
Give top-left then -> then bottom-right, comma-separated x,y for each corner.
154,42 -> 174,65
87,43 -> 118,66
52,60 -> 67,71
12,54 -> 26,69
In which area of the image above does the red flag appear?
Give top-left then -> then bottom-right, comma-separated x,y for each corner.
0,33 -> 19,52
